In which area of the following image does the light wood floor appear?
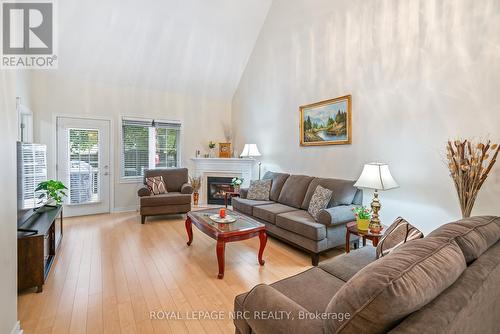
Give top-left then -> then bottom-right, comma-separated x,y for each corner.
18,210 -> 343,334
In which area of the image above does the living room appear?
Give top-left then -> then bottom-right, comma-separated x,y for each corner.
1,0 -> 500,333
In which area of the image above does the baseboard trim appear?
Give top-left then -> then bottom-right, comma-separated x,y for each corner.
11,321 -> 22,334
112,206 -> 139,213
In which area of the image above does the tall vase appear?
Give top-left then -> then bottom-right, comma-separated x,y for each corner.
193,192 -> 199,206
233,185 -> 240,194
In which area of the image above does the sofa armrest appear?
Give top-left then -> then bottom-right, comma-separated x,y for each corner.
181,183 -> 193,194
239,188 -> 248,199
318,205 -> 358,226
138,187 -> 151,197
242,284 -> 324,334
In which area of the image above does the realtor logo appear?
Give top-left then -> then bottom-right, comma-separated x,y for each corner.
1,0 -> 57,69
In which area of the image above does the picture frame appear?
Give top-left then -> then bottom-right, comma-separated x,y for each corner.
300,95 -> 352,146
219,142 -> 232,158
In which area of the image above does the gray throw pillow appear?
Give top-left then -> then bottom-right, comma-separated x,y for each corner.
376,217 -> 424,258
247,179 -> 272,201
307,185 -> 333,221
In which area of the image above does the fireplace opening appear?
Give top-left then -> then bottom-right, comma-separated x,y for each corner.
207,177 -> 234,205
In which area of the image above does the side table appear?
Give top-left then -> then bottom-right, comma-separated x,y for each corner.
345,221 -> 384,253
224,192 -> 241,208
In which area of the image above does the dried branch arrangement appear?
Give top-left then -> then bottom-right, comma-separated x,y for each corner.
446,139 -> 499,218
189,176 -> 202,192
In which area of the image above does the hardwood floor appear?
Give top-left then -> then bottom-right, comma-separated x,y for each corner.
18,211 -> 343,334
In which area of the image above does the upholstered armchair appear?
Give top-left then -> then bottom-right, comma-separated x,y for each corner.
137,168 -> 193,224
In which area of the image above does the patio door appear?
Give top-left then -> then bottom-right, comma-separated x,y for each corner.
57,117 -> 111,217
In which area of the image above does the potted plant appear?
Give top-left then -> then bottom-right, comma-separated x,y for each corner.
208,141 -> 216,158
189,176 -> 202,206
231,177 -> 244,193
352,206 -> 371,231
36,180 -> 68,208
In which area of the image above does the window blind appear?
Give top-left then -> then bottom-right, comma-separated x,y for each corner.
17,143 -> 47,209
68,129 -> 100,204
121,117 -> 181,178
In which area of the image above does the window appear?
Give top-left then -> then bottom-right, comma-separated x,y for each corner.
68,128 -> 100,204
121,118 -> 181,180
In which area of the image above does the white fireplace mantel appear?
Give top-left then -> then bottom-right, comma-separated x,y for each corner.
191,158 -> 255,205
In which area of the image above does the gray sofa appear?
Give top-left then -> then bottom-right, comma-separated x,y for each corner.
232,171 -> 362,265
137,168 -> 193,224
234,216 -> 500,334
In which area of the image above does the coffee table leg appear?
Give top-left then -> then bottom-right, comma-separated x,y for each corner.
258,231 -> 267,265
185,217 -> 193,246
216,240 -> 225,279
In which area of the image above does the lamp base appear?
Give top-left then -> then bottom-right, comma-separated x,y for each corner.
369,190 -> 383,234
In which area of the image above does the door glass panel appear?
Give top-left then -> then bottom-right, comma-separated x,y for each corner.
68,128 -> 100,204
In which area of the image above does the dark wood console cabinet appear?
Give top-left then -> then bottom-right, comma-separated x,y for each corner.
17,206 -> 63,293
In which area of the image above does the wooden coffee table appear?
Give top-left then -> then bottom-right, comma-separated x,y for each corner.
185,208 -> 267,279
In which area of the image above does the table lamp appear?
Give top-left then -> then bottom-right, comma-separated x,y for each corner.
354,163 -> 399,233
240,144 -> 262,179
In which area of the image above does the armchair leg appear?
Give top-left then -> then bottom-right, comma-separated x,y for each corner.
141,215 -> 146,224
311,253 -> 320,266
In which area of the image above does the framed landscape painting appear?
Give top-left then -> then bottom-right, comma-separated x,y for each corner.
300,95 -> 352,146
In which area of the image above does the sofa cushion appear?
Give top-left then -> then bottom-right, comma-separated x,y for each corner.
253,203 -> 299,224
427,216 -> 500,263
307,185 -> 333,221
276,211 -> 326,241
146,176 -> 167,195
319,246 -> 377,282
271,267 -> 346,313
140,192 -> 191,207
232,197 -> 273,216
262,171 -> 290,201
325,237 -> 467,333
376,217 -> 423,258
277,175 -> 314,208
246,179 -> 272,200
301,177 -> 358,209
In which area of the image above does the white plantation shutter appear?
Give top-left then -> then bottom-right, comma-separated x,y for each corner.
121,118 -> 181,179
17,143 -> 47,209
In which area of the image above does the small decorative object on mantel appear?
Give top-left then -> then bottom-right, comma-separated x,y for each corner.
208,141 -> 216,158
219,142 -> 231,158
446,139 -> 499,218
300,95 -> 352,146
352,206 -> 372,231
35,180 -> 68,209
189,176 -> 202,206
354,163 -> 399,234
231,177 -> 244,193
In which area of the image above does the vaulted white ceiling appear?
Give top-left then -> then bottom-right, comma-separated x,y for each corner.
57,0 -> 272,99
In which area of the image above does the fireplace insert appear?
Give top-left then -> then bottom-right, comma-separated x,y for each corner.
207,177 -> 234,205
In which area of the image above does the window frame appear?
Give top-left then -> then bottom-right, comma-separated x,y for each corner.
119,116 -> 182,183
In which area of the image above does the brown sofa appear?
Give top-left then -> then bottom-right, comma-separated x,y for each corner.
234,216 -> 500,334
232,171 -> 362,265
137,168 -> 193,224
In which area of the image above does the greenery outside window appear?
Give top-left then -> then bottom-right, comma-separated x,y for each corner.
121,118 -> 181,180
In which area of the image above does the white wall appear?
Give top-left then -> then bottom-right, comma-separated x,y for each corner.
29,72 -> 232,211
232,0 -> 500,233
0,72 -> 21,334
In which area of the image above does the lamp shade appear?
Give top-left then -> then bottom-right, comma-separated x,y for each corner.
240,144 -> 261,157
353,163 -> 399,191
